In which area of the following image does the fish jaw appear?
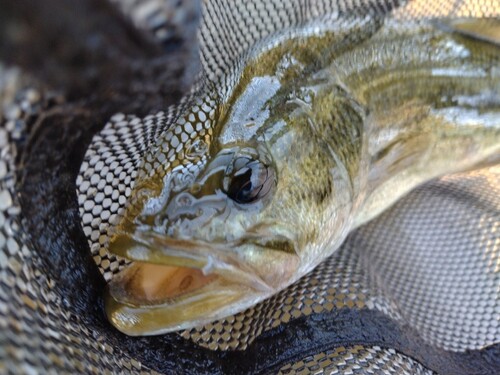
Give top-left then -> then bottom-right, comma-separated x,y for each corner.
104,230 -> 300,335
104,263 -> 265,335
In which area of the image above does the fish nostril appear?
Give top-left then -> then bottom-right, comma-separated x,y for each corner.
176,193 -> 193,207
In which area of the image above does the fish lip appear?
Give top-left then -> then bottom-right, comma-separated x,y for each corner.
108,230 -> 275,293
104,283 -> 268,335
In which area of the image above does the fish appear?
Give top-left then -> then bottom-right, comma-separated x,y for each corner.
103,17 -> 500,336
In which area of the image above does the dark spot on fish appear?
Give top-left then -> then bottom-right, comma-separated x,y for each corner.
313,176 -> 333,204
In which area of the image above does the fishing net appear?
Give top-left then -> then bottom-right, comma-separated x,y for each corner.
0,0 -> 499,373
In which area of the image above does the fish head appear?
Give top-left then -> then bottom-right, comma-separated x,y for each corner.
105,37 -> 363,336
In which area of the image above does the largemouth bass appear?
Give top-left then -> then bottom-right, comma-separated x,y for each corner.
104,18 -> 500,336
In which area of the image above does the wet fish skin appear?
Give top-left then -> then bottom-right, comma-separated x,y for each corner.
105,19 -> 500,335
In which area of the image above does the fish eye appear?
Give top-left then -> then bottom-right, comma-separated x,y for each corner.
225,157 -> 275,204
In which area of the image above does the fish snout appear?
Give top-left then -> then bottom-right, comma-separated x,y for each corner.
151,191 -> 228,235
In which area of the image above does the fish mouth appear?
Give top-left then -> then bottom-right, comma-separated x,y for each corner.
104,230 -> 298,335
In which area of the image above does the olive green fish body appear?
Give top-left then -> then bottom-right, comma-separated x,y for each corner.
105,19 -> 500,335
